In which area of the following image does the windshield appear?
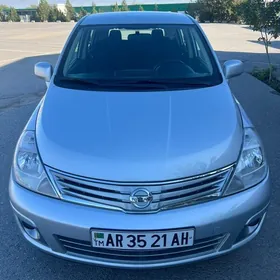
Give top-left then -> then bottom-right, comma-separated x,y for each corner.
55,24 -> 222,91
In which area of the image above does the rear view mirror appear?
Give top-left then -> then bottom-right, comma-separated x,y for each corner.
223,60 -> 244,79
34,62 -> 53,83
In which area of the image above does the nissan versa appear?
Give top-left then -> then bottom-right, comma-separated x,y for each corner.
9,12 -> 271,268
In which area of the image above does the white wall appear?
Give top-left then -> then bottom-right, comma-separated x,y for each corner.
57,3 -> 66,15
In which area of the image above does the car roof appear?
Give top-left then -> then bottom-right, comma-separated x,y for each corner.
81,11 -> 195,26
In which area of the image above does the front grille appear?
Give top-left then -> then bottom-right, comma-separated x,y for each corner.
48,165 -> 233,212
57,234 -> 227,263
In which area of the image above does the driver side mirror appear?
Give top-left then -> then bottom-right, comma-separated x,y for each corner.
34,62 -> 53,84
223,60 -> 244,80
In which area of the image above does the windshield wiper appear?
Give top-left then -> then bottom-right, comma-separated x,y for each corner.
57,77 -> 102,87
177,82 -> 214,88
100,79 -> 168,89
113,79 -> 213,88
57,77 -> 213,89
57,77 -> 167,89
153,80 -> 214,88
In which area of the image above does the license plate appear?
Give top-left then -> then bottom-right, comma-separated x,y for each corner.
91,229 -> 195,250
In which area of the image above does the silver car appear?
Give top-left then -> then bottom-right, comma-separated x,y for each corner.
9,12 -> 271,268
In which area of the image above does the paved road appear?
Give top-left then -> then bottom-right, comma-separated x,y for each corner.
204,24 -> 280,71
1,23 -> 280,280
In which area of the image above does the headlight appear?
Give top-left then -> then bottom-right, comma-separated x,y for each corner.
224,128 -> 268,196
13,131 -> 58,198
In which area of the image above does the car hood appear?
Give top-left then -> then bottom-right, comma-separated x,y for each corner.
36,83 -> 243,181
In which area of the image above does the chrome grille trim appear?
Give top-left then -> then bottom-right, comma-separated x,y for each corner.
47,165 -> 234,213
57,234 -> 228,263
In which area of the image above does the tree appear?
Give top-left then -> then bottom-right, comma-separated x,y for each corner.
78,7 -> 87,19
197,0 -> 214,22
138,5 -> 144,11
48,6 -> 57,22
7,7 -> 20,22
187,2 -> 200,18
240,0 -> 280,82
0,10 -> 4,22
65,0 -> 75,21
57,10 -> 67,22
154,3 -> 158,11
92,2 -> 97,14
197,0 -> 236,23
37,0 -> 50,22
112,2 -> 120,12
230,0 -> 244,23
121,0 -> 129,11
0,5 -> 8,21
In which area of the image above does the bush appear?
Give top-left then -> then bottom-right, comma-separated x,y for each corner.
187,3 -> 200,18
199,10 -> 214,22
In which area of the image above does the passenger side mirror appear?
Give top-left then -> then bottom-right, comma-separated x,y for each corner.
223,60 -> 244,80
34,62 -> 53,83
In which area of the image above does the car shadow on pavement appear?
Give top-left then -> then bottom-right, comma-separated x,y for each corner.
215,50 -> 280,73
0,54 -> 59,113
241,25 -> 253,30
247,39 -> 280,50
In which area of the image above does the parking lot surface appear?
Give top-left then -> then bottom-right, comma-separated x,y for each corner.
1,22 -> 280,280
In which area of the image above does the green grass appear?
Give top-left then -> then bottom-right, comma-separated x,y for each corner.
252,67 -> 280,94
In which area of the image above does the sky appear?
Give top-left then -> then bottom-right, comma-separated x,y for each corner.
0,0 -> 193,9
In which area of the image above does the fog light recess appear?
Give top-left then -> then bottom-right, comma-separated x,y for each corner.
20,220 -> 40,240
235,212 -> 266,244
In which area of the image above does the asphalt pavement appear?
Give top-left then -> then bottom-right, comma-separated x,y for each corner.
1,23 -> 280,280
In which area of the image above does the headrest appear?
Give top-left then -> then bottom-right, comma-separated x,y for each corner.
152,29 -> 164,39
109,30 -> 122,41
128,33 -> 152,41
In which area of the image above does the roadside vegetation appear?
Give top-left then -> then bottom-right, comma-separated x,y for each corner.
252,67 -> 280,93
0,0 -> 149,22
0,0 -> 275,24
188,0 -> 243,23
0,0 -> 276,24
0,0 -> 263,23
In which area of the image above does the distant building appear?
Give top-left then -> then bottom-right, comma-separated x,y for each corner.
74,2 -> 194,14
57,3 -> 66,15
16,4 -> 66,22
16,8 -> 36,22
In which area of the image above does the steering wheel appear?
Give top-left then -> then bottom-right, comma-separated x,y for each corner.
154,60 -> 196,78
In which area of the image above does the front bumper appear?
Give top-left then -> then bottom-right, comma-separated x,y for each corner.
9,174 -> 271,269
